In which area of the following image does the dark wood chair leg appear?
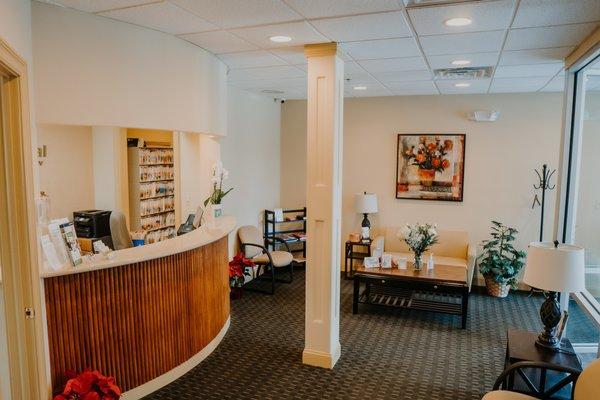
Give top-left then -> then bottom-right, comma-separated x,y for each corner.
270,264 -> 275,295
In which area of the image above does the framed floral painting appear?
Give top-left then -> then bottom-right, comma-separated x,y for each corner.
396,134 -> 465,202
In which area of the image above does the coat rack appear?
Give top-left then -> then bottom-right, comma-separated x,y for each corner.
532,164 -> 556,241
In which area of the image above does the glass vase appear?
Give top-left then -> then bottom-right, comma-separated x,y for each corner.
413,253 -> 422,271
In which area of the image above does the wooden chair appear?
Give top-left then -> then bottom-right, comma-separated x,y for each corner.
238,225 -> 293,295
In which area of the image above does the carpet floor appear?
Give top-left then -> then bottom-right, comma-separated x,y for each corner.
145,270 -> 583,400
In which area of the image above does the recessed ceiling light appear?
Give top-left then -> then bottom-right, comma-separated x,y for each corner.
270,35 -> 292,43
444,17 -> 472,27
451,60 -> 471,66
454,83 -> 471,88
353,86 -> 367,90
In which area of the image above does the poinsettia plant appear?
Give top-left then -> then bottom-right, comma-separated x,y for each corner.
54,369 -> 121,400
229,252 -> 254,287
403,136 -> 452,172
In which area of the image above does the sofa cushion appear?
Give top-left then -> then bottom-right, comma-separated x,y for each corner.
384,226 -> 468,259
386,252 -> 468,270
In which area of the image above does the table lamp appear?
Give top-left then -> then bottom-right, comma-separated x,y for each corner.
354,192 -> 378,241
523,241 -> 585,350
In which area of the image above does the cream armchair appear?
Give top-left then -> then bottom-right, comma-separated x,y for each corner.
370,226 -> 476,291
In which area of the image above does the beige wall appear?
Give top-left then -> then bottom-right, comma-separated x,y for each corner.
38,124 -> 95,220
221,86 -> 282,255
32,2 -> 228,136
281,93 -> 564,264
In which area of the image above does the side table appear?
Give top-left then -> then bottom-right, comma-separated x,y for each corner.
344,240 -> 371,279
500,328 -> 582,399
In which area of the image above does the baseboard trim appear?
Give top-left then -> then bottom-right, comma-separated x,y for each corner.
302,343 -> 341,369
121,316 -> 230,399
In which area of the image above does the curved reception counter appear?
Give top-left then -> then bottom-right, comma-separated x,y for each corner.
41,216 -> 236,398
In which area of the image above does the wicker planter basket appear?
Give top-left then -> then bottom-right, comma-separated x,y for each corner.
484,275 -> 510,298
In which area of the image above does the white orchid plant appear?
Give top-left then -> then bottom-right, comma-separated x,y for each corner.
204,161 -> 233,206
399,223 -> 439,260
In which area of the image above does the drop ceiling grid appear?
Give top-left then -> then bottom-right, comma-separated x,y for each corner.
38,0 -> 600,97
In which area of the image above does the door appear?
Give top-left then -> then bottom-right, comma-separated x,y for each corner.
0,40 -> 45,398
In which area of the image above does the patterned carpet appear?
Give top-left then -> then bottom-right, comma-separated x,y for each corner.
145,270 -> 573,400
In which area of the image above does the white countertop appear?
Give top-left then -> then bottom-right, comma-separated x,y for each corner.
40,216 -> 236,278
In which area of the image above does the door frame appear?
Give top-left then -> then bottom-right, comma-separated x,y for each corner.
0,36 -> 46,398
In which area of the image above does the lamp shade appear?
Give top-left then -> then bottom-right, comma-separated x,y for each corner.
355,193 -> 378,214
523,242 -> 585,293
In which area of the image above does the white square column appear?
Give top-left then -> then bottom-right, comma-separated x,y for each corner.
302,43 -> 344,369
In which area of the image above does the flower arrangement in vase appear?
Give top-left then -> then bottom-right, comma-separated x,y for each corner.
399,223 -> 438,270
53,369 -> 121,400
229,252 -> 254,299
403,136 -> 452,186
204,161 -> 233,218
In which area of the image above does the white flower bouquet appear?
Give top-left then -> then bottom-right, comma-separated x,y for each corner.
398,223 -> 438,270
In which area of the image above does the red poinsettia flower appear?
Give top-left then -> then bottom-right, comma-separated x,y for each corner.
53,369 -> 121,400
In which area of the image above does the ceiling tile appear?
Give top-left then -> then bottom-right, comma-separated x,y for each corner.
494,63 -> 564,78
98,2 -> 216,35
228,65 -> 306,81
420,31 -> 505,55
408,0 -> 515,36
344,61 -> 368,75
341,38 -> 421,60
436,79 -> 491,94
427,52 -> 499,69
513,0 -> 600,28
374,69 -> 432,83
284,0 -> 401,19
268,46 -> 307,64
43,0 -> 156,13
499,47 -> 573,65
229,76 -> 306,89
386,80 -> 438,95
179,31 -> 258,54
309,11 -> 412,42
489,76 -> 550,93
218,50 -> 287,68
171,0 -> 302,29
345,74 -> 382,86
230,21 -> 328,49
540,76 -> 565,92
505,23 -> 598,51
358,57 -> 428,73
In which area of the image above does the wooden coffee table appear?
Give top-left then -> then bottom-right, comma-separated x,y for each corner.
352,262 -> 470,329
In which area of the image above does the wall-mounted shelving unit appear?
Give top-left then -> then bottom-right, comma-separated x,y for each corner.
264,208 -> 307,263
128,146 -> 176,244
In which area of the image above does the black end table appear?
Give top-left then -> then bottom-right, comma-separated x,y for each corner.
344,240 -> 371,279
503,328 -> 582,398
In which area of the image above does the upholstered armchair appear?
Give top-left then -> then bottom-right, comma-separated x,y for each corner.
482,358 -> 599,400
238,225 -> 294,295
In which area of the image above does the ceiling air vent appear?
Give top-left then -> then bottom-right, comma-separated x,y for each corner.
434,66 -> 493,80
403,0 -> 487,8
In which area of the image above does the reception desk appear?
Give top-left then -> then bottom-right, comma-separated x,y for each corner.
41,216 -> 236,397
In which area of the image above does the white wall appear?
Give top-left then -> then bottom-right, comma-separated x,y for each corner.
281,93 -> 564,265
38,124 -> 95,219
221,87 -> 282,255
32,2 -> 228,136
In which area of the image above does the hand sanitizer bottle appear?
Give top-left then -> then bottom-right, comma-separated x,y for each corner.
427,253 -> 434,270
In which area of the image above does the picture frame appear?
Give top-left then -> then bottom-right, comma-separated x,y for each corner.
396,133 -> 466,202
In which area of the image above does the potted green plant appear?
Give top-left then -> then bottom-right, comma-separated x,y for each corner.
478,221 -> 526,298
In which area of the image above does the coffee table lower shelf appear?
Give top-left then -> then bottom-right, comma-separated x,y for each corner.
353,273 -> 469,329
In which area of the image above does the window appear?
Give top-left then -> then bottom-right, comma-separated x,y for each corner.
560,51 -> 600,364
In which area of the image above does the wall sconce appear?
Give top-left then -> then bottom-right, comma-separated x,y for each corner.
37,145 -> 47,165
